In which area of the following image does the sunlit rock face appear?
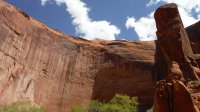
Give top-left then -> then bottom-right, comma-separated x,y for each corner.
0,1 -> 155,112
1,1 -> 200,112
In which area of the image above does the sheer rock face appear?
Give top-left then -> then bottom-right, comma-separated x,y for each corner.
1,1 -> 200,112
154,3 -> 200,112
0,1 -> 155,112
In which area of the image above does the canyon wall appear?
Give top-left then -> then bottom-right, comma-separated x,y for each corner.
0,1 -> 155,112
1,1 -> 200,112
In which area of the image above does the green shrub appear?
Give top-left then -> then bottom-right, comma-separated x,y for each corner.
0,100 -> 47,112
88,100 -> 103,112
73,94 -> 139,112
72,106 -> 86,112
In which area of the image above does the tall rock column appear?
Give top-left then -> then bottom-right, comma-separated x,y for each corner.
154,3 -> 200,112
154,3 -> 199,81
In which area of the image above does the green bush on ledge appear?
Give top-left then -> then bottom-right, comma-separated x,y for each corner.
0,100 -> 47,112
72,94 -> 139,112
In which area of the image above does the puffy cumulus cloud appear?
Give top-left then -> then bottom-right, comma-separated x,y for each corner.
178,7 -> 198,27
126,0 -> 200,41
41,0 -> 120,40
126,12 -> 156,41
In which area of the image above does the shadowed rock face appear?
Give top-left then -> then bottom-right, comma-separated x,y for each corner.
0,1 -> 155,112
186,21 -> 200,53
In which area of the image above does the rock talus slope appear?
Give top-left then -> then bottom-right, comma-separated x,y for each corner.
0,1 -> 155,112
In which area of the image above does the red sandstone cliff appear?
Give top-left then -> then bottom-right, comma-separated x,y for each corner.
1,1 -> 200,112
0,1 -> 155,112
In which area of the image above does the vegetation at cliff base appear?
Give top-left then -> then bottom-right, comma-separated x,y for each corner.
72,94 -> 139,112
0,100 -> 47,112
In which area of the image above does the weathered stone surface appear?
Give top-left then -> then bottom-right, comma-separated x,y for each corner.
1,1 -> 200,112
186,21 -> 200,53
155,78 -> 198,112
186,21 -> 200,66
0,1 -> 155,112
154,3 -> 200,112
154,3 -> 199,81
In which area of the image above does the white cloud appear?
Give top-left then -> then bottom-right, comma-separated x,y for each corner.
41,0 -> 48,6
40,0 -> 120,40
126,13 -> 156,41
146,0 -> 160,7
126,0 -> 200,41
178,7 -> 198,27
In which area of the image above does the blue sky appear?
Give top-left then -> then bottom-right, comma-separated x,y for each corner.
5,0 -> 200,40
